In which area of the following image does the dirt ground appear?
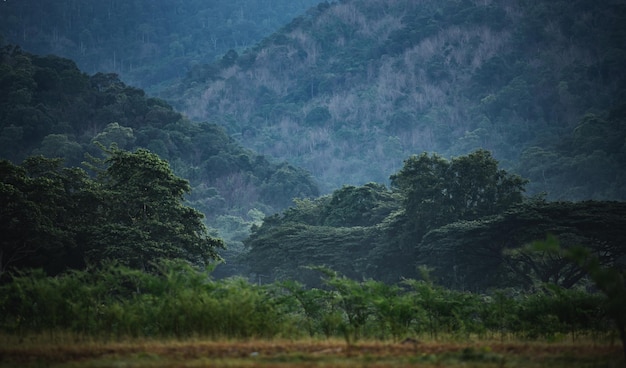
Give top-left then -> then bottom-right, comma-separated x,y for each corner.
0,338 -> 623,367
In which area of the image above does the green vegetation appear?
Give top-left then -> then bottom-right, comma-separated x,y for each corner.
2,149 -> 621,357
0,261 -> 617,343
244,149 -> 625,287
1,2 -> 625,364
1,249 -> 623,365
162,0 -> 626,197
0,149 -> 223,277
420,201 -> 626,291
531,235 -> 626,359
0,44 -> 319,276
0,0 -> 320,93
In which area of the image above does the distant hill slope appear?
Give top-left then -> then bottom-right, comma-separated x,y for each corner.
165,0 -> 626,198
0,45 -> 320,275
0,0 -> 320,94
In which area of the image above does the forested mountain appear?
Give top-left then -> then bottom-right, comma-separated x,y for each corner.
3,0 -> 624,198
0,45 -> 319,275
165,0 -> 626,197
0,0 -> 320,93
1,0 -> 625,287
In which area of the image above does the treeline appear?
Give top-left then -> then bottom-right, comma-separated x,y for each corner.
244,150 -> 626,290
0,0 -> 321,93
167,0 -> 626,197
0,45 -> 319,274
0,261 -> 617,344
0,148 -> 224,278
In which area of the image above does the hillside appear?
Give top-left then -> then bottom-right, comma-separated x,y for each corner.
0,0 -> 320,94
166,0 -> 626,197
4,0 -> 624,198
2,0 -> 626,283
0,45 -> 319,276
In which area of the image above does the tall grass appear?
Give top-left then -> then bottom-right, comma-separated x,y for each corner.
0,261 -> 285,340
0,263 -> 614,343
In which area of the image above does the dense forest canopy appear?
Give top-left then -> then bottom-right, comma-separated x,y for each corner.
0,45 -> 319,276
0,0 -> 321,94
161,0 -> 626,197
244,150 -> 626,289
0,0 -> 625,292
2,0 -> 624,198
1,1 -> 626,356
0,149 -> 224,277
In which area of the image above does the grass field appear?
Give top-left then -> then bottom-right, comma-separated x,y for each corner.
0,336 -> 622,367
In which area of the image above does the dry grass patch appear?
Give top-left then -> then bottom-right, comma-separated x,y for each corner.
0,335 -> 623,367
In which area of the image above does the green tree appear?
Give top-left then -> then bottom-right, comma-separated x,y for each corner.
532,236 -> 626,360
280,279 -> 329,337
322,183 -> 400,227
385,150 -> 527,281
91,122 -> 136,150
391,149 -> 527,237
418,201 -> 626,290
319,268 -> 372,344
0,156 -> 91,277
88,148 -> 224,270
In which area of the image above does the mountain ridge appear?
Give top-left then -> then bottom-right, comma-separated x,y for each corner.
0,0 -> 321,94
165,0 -> 626,198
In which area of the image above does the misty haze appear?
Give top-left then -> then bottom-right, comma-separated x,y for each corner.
0,0 -> 625,366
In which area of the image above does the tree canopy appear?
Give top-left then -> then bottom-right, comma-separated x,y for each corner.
0,45 -> 319,276
245,149 -> 534,285
419,201 -> 626,290
153,0 -> 626,199
88,148 -> 224,270
390,149 -> 527,240
0,149 -> 224,278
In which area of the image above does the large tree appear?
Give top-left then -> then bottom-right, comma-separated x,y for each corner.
390,149 -> 528,243
244,150 -> 529,284
370,149 -> 528,281
418,201 -> 626,290
0,156 -> 94,277
0,149 -> 224,277
87,148 -> 224,270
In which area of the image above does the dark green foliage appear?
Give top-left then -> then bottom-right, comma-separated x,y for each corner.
87,148 -> 224,270
244,181 -> 404,283
0,45 -> 319,276
260,163 -> 319,210
0,150 -> 224,276
531,237 -> 626,359
245,222 -> 380,286
245,150 -> 529,285
245,148 -> 625,292
0,156 -> 94,276
322,183 -> 400,227
0,262 -> 282,339
0,262 -> 617,343
390,149 -> 527,240
419,201 -> 626,290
